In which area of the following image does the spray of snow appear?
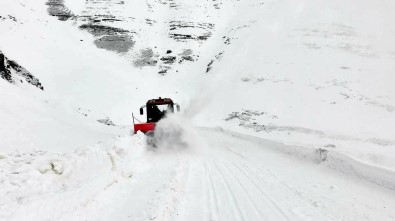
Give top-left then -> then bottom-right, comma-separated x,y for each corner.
183,86 -> 216,119
153,114 -> 205,152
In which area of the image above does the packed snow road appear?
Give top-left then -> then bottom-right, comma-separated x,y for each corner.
65,128 -> 395,221
2,127 -> 395,221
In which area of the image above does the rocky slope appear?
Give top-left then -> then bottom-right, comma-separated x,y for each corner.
0,51 -> 43,90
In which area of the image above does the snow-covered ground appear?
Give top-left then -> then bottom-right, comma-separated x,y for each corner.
1,0 -> 395,220
2,125 -> 395,220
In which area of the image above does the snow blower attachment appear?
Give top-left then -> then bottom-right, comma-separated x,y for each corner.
133,97 -> 180,134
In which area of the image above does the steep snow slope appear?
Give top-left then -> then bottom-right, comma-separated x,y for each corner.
0,79 -> 122,152
0,1 -> 124,152
192,0 -> 395,170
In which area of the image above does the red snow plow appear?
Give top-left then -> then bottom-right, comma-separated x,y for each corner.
133,97 -> 180,134
133,122 -> 155,134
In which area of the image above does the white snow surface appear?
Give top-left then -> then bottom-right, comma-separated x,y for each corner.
1,0 -> 395,220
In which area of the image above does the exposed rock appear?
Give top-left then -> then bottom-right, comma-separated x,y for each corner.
206,60 -> 214,73
0,52 -> 12,83
158,69 -> 168,75
178,49 -> 195,63
133,48 -> 158,67
79,24 -> 129,37
94,35 -> 135,53
314,148 -> 329,163
160,56 -> 176,64
46,0 -> 74,21
206,51 -> 224,73
98,118 -> 116,126
168,21 -> 214,42
0,51 -> 44,90
44,0 -> 212,73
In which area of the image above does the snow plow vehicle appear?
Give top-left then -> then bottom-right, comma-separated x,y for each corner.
133,97 -> 180,134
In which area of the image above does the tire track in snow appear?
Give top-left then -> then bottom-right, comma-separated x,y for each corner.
242,163 -> 338,220
217,161 -> 265,220
149,155 -> 191,221
231,163 -> 291,220
214,136 -> 334,220
212,161 -> 246,221
203,162 -> 219,221
221,144 -> 291,219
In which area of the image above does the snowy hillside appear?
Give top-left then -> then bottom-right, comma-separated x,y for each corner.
193,0 -> 395,170
1,0 -> 395,220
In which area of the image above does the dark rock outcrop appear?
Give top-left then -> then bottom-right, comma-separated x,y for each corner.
97,118 -> 116,126
46,0 -> 74,21
0,51 -> 44,90
0,52 -> 13,82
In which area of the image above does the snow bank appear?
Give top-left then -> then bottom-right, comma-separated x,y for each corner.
212,127 -> 395,191
0,133 -> 146,220
0,78 -> 123,152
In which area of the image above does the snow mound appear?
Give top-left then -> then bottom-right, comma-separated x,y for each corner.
0,133 -> 146,220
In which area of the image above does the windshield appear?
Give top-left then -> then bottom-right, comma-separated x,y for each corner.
156,104 -> 172,112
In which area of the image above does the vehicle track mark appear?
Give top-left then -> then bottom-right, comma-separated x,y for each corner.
204,162 -> 219,221
232,163 -> 291,220
244,163 -> 338,220
213,161 -> 246,221
218,161 -> 266,220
